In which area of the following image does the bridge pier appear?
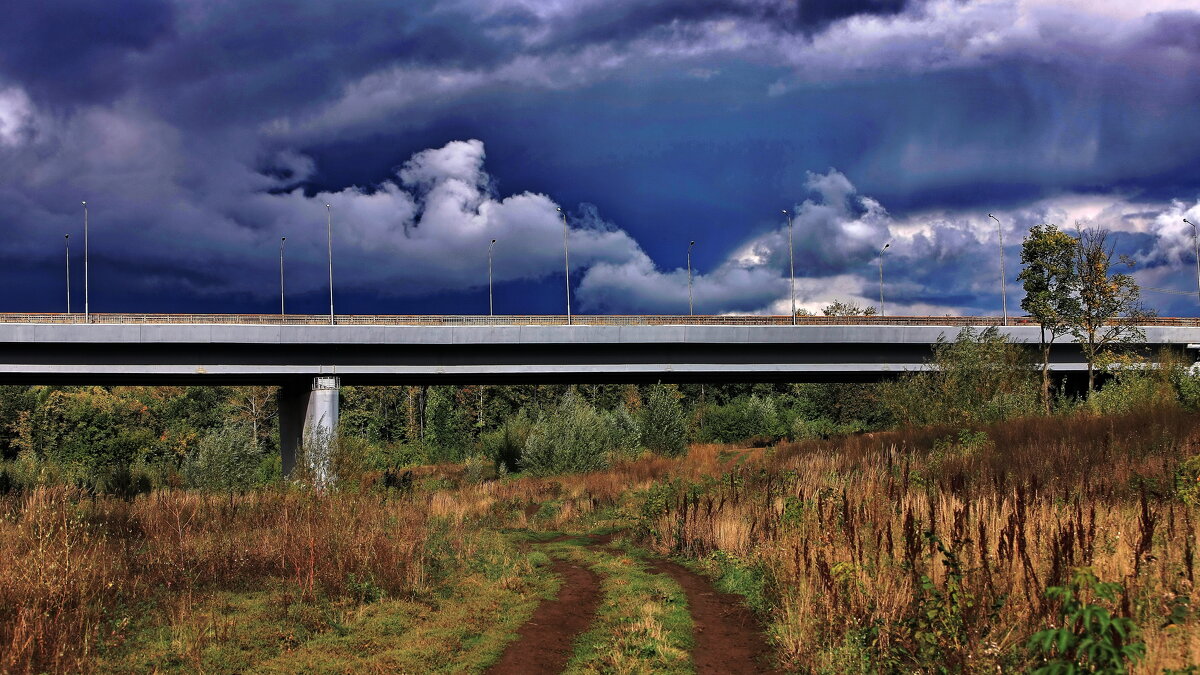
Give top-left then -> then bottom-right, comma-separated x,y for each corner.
277,376 -> 339,484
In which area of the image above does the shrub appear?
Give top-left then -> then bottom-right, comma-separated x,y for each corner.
699,395 -> 782,444
522,389 -> 614,475
479,410 -> 531,473
183,422 -> 264,492
640,384 -> 687,456
1027,568 -> 1145,674
882,327 -> 1040,427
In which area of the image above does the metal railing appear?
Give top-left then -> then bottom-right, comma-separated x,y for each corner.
0,313 -> 1198,327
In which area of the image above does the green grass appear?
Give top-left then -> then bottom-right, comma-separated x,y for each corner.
545,539 -> 695,675
95,532 -> 557,674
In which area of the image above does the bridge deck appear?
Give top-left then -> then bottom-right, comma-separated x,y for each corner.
1,313 -> 1198,327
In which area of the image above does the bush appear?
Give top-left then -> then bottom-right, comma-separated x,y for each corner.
522,390 -> 615,475
479,410 -> 532,473
640,384 -> 687,456
1027,568 -> 1145,673
183,422 -> 264,492
792,417 -> 863,440
698,395 -> 782,444
882,327 -> 1040,427
604,405 -> 642,457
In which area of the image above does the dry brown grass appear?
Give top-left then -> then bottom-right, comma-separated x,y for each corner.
0,488 -> 444,673
634,407 -> 1200,672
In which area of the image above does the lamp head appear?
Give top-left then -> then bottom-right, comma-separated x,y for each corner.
281,236 -> 286,242
81,201 -> 86,206
883,243 -> 890,250
491,238 -> 497,244
65,234 -> 69,239
781,209 -> 788,215
690,240 -> 695,246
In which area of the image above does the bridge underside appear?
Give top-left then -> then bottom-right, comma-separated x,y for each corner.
0,340 -> 1097,386
4,319 -> 1192,479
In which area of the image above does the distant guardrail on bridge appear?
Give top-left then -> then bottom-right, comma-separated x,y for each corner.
0,313 -> 1195,327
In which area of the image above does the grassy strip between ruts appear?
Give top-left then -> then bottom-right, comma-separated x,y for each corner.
542,536 -> 695,675
94,531 -> 557,674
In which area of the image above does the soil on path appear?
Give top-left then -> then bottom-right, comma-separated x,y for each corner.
485,560 -> 602,675
649,559 -> 780,675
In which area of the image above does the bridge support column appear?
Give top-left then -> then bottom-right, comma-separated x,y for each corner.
277,376 -> 339,484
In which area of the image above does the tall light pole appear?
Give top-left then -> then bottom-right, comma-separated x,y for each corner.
279,237 -> 286,317
488,238 -> 496,316
783,209 -> 795,325
325,203 -> 333,325
558,207 -> 571,325
878,242 -> 890,317
687,240 -> 695,316
1186,218 -> 1200,306
82,201 -> 89,323
64,234 -> 71,314
989,214 -> 1008,326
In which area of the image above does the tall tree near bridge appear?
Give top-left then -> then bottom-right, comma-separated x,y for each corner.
1018,224 -> 1080,413
1070,227 -> 1148,393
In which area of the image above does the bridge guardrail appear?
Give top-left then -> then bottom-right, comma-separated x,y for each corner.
0,313 -> 1195,327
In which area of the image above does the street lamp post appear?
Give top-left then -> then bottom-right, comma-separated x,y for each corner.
687,240 -> 695,316
783,209 -> 795,325
558,207 -> 571,325
878,243 -> 890,317
489,238 -> 496,316
64,234 -> 70,314
1186,219 -> 1200,306
279,237 -> 286,317
988,214 -> 1008,326
325,204 -> 333,326
82,201 -> 89,323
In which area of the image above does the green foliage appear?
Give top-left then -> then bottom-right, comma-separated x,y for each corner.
424,386 -> 468,463
792,417 -> 864,440
1071,228 -> 1149,392
478,409 -> 532,472
882,327 -> 1040,427
184,422 -> 266,492
700,550 -> 775,615
1019,224 -> 1080,333
640,384 -> 688,457
1176,454 -> 1200,507
605,405 -> 642,456
521,389 -> 615,475
822,300 -> 877,316
13,387 -> 161,489
697,395 -> 784,443
345,572 -> 385,604
889,533 -> 1002,673
1027,568 -> 1145,674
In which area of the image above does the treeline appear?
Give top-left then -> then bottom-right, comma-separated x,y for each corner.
3,325 -> 1199,493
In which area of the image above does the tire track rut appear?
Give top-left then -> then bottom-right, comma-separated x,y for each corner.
485,559 -> 601,675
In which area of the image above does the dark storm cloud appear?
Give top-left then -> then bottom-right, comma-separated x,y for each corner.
530,0 -> 910,53
0,0 -> 1199,317
0,0 -> 175,105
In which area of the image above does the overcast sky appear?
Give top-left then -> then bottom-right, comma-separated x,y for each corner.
2,0 -> 1199,316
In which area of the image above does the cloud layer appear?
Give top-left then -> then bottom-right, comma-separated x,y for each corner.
0,0 -> 1198,315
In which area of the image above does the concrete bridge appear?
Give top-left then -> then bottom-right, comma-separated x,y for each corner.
3,313 -> 1197,479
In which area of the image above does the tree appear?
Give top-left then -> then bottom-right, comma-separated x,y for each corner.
1018,224 -> 1080,413
424,386 -> 468,462
522,389 -> 613,475
1071,228 -> 1148,392
821,300 -> 877,316
640,383 -> 688,456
